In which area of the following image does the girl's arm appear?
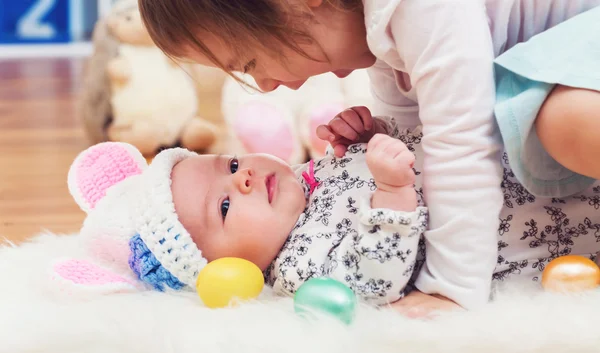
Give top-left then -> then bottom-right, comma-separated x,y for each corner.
378,0 -> 504,310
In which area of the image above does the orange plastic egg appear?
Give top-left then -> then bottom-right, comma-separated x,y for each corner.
541,255 -> 600,292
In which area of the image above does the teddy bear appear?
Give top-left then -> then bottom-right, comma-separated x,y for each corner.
79,0 -> 224,157
220,69 -> 374,165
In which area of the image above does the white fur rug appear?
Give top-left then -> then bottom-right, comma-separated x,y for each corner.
1,233 -> 599,353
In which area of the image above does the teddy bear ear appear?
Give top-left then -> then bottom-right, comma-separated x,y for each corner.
68,142 -> 148,213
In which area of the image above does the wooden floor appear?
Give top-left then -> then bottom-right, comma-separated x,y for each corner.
0,58 -> 89,243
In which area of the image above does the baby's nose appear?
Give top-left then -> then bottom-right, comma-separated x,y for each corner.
234,168 -> 254,194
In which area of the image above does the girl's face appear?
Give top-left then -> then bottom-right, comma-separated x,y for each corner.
184,1 -> 375,91
170,153 -> 307,271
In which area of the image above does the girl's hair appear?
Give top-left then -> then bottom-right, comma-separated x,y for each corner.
138,0 -> 362,75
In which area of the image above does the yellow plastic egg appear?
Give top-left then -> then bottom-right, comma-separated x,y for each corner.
196,257 -> 264,308
541,255 -> 600,293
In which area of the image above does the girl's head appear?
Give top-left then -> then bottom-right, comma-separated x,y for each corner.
138,0 -> 375,91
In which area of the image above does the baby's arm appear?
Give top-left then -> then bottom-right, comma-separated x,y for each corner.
326,134 -> 425,304
326,198 -> 427,305
321,122 -> 417,211
383,0 -> 504,309
367,133 -> 418,213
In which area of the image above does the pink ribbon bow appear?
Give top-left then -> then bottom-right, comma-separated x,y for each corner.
302,160 -> 320,195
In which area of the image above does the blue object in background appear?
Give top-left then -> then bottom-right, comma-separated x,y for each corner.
0,0 -> 74,44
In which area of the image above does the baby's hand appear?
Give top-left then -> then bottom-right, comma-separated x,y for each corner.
316,106 -> 386,158
366,134 -> 416,191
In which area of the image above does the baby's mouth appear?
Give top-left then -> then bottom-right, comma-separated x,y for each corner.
266,173 -> 277,204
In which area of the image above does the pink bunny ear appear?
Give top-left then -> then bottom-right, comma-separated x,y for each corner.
68,142 -> 147,213
48,259 -> 139,300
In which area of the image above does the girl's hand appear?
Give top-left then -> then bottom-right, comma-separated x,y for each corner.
390,290 -> 464,319
316,106 -> 386,157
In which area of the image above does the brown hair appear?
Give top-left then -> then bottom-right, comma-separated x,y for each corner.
138,0 -> 362,75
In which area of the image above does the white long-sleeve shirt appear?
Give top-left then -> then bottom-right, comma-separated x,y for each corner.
363,0 -> 600,309
266,117 -> 428,304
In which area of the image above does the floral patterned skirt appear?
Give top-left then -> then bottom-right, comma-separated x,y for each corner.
493,152 -> 599,282
399,127 -> 600,285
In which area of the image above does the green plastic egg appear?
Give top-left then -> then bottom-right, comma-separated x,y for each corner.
293,277 -> 357,324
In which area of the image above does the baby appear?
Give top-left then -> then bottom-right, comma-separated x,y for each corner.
68,113 -> 427,305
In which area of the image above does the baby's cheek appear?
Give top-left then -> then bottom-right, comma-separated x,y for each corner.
187,227 -> 222,263
223,207 -> 280,267
188,230 -> 204,255
229,228 -> 267,263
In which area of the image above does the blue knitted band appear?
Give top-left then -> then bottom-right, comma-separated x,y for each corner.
128,234 -> 186,291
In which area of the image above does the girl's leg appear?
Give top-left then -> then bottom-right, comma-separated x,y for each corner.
535,85 -> 600,179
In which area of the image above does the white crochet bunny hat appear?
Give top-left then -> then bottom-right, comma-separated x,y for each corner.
67,142 -> 207,291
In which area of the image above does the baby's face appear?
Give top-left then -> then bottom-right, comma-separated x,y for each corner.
171,153 -> 306,271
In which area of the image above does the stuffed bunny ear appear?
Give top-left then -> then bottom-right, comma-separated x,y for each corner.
68,142 -> 147,213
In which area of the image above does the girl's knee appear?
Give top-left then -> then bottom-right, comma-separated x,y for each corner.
536,86 -> 599,142
535,85 -> 600,177
535,86 -> 576,150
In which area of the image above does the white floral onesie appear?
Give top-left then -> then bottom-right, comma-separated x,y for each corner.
266,114 -> 600,305
265,117 -> 428,305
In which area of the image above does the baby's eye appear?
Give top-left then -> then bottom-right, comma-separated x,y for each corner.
220,198 -> 230,220
229,158 -> 239,174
